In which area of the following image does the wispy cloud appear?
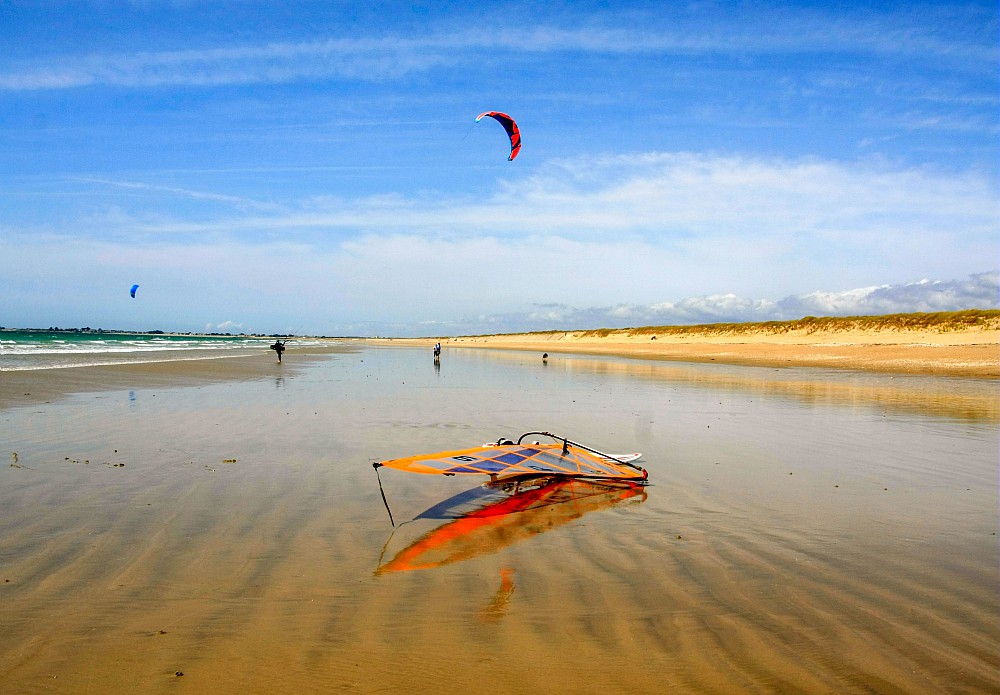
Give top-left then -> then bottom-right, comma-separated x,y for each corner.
77,177 -> 277,210
0,38 -> 448,90
2,9 -> 991,92
89,152 -> 995,241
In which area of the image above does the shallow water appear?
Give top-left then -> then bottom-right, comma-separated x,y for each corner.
1,346 -> 997,693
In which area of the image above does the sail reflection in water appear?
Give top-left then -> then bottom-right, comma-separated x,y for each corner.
376,476 -> 646,574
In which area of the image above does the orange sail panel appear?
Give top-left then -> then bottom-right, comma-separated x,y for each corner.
376,443 -> 644,480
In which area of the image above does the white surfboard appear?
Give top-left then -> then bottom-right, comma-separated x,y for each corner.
598,453 -> 642,464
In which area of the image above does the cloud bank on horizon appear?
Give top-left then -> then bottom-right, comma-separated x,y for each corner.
458,271 -> 999,337
0,2 -> 996,337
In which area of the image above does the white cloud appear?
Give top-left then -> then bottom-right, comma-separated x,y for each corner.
78,152 -> 995,303
2,152 -> 996,336
454,271 -> 999,335
207,320 -> 244,333
781,272 -> 1000,317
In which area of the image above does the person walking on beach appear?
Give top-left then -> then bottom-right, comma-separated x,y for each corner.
433,342 -> 441,360
271,339 -> 286,363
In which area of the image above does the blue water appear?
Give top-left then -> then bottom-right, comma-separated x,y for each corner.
0,329 -> 316,371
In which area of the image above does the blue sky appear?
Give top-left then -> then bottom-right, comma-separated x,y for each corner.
1,1 -> 997,337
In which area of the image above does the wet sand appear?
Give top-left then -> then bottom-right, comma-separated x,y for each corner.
1,346 -> 997,693
386,319 -> 1000,378
0,344 -> 354,410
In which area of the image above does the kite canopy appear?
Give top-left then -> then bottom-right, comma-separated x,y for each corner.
475,111 -> 521,161
129,284 -> 139,298
374,432 -> 646,482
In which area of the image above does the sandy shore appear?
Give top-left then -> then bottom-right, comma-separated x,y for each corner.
379,320 -> 1000,378
2,340 -> 997,693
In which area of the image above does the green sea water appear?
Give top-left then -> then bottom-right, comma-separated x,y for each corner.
0,329 -> 285,370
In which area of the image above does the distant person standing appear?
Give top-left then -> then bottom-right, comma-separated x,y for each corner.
433,342 -> 441,360
271,339 -> 286,363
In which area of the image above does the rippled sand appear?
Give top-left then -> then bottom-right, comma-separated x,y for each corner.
1,347 -> 996,693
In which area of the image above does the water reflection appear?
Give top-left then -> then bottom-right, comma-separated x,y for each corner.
478,567 -> 516,622
376,476 -> 646,574
458,349 -> 999,423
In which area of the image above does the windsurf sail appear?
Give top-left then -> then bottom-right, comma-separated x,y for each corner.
372,432 -> 647,526
374,432 -> 646,482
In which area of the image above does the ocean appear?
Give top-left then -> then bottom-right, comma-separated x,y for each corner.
0,329 -> 315,371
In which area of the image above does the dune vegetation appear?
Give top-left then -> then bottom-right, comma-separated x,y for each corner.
533,309 -> 1000,340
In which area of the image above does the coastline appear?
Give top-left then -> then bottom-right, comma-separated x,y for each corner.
370,321 -> 1000,378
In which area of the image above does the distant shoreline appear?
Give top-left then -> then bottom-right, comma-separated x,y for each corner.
367,311 -> 1000,378
5,311 -> 998,379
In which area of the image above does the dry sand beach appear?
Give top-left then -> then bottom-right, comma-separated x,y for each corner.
406,311 -> 1000,378
1,317 -> 998,693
